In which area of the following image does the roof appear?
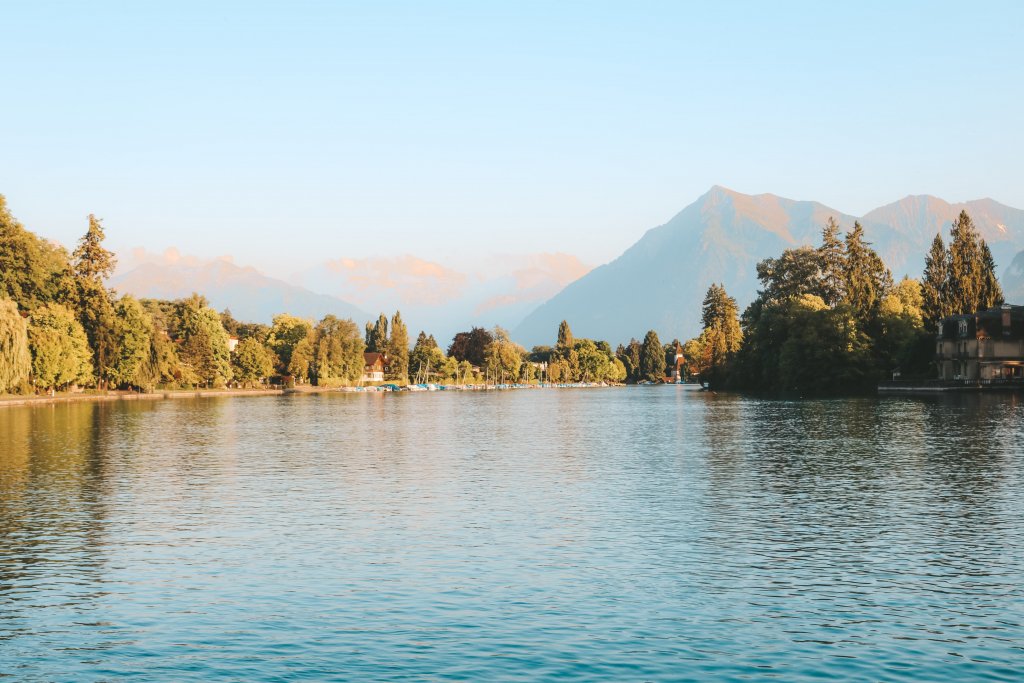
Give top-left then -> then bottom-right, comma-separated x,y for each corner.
939,304 -> 1024,340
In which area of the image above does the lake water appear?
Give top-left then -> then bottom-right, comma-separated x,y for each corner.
1,388 -> 1023,681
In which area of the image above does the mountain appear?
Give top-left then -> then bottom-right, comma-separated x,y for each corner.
862,195 -> 1024,279
111,259 -> 370,325
513,186 -> 1024,347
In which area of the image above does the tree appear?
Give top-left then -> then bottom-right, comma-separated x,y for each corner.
483,337 -> 523,382
311,315 -> 365,385
72,214 -> 118,388
557,320 -> 574,349
755,246 -> 825,304
288,337 -> 313,382
176,295 -> 233,387
0,298 -> 30,393
842,221 -> 892,325
108,296 -> 153,389
386,311 -> 409,382
28,303 -> 93,391
267,314 -> 313,374
818,216 -> 847,307
921,233 -> 949,329
410,331 -> 443,381
448,327 -> 493,367
366,314 -> 388,354
639,330 -> 663,382
947,210 -> 984,315
616,339 -> 643,383
232,337 -> 275,387
978,240 -> 1004,310
72,214 -> 116,281
0,196 -> 77,312
700,284 -> 743,353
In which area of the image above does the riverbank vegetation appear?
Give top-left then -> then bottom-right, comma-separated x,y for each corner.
679,212 -> 1003,394
0,192 -> 1005,397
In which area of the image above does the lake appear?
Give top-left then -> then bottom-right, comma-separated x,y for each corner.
1,388 -> 1022,681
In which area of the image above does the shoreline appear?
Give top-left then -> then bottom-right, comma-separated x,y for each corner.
0,382 -> 629,409
0,388 -> 287,409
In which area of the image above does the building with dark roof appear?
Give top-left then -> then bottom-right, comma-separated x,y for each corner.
936,304 -> 1024,381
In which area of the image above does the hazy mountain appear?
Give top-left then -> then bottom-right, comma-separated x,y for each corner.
1002,250 -> 1024,304
513,186 -> 1024,347
111,259 -> 369,325
862,195 -> 1024,279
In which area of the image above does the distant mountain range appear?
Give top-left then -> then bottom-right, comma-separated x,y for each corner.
111,259 -> 370,325
513,186 -> 1024,347
109,187 -> 1024,348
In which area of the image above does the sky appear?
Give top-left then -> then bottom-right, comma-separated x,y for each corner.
2,1 -> 1023,289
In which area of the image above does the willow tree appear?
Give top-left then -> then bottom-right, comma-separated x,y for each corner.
0,298 -> 30,393
28,303 -> 93,391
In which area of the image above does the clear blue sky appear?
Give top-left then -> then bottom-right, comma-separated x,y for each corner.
2,1 -> 1022,277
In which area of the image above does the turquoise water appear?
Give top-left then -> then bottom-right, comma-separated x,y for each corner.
1,389 -> 1022,681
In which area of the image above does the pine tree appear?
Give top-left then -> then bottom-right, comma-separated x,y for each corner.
947,210 -> 984,315
386,311 -> 409,382
978,240 -> 1004,310
842,221 -> 892,324
639,330 -> 663,382
72,214 -> 118,388
699,283 -> 743,355
921,233 -> 949,328
818,216 -> 846,307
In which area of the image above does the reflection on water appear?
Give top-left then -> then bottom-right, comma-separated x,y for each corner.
1,390 -> 1022,681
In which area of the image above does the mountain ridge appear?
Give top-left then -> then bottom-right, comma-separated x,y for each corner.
513,186 -> 1024,347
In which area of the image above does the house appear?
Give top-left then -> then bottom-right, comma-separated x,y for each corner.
936,303 -> 1024,381
227,336 -> 239,353
362,352 -> 390,383
666,341 -> 686,382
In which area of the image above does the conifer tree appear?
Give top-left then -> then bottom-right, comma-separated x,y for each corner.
818,217 -> 847,307
978,240 -> 1004,310
386,311 -> 409,382
842,221 -> 892,324
921,233 -> 949,328
639,329 -> 663,382
947,210 -> 984,315
72,214 -> 118,387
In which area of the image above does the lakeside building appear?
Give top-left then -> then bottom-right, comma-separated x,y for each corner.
362,352 -> 389,383
936,304 -> 1024,381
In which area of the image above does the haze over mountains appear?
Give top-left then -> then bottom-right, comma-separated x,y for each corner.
111,187 -> 1024,349
513,186 -> 1024,347
110,250 -> 370,325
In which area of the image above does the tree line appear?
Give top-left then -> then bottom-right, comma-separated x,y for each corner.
678,211 -> 1003,393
